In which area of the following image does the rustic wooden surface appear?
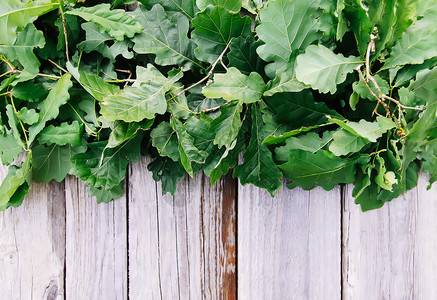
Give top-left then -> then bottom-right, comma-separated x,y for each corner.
1,160 -> 437,299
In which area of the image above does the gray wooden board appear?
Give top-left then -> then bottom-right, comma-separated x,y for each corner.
342,175 -> 437,299
0,164 -> 65,300
64,176 -> 127,299
237,183 -> 342,300
128,157 -> 236,299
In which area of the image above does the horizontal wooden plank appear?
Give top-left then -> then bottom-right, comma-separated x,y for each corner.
0,165 -> 65,300
238,184 -> 341,299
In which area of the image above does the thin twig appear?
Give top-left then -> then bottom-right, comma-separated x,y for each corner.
203,106 -> 221,113
175,40 -> 232,97
48,59 -> 68,73
115,69 -> 132,74
365,33 -> 377,81
59,1 -> 70,62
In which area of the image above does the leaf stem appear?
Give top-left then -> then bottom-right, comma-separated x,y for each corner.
9,94 -> 29,151
175,40 -> 232,98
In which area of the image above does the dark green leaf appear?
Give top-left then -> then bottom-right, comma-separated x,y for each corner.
147,156 -> 185,195
37,121 -> 84,147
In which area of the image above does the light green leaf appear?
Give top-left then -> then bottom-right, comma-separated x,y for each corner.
234,104 -> 282,195
132,4 -> 200,70
263,124 -> 324,145
172,117 -> 209,176
0,0 -> 58,45
381,6 -> 437,70
107,119 -> 154,148
295,44 -> 362,94
37,121 -> 84,147
67,3 -> 144,41
279,150 -> 359,191
352,75 -> 390,101
139,0 -> 198,19
0,130 -> 23,165
256,0 -> 323,75
16,107 -> 38,125
150,121 -> 180,161
196,0 -> 242,12
67,62 -> 120,101
202,67 -> 265,103
28,73 -> 73,145
32,142 -> 86,183
329,129 -> 369,156
275,131 -> 333,162
375,156 -> 398,191
228,35 -> 265,75
191,5 -> 251,64
264,63 -> 309,96
100,65 -> 183,122
210,101 -> 243,149
408,67 -> 437,141
329,116 -> 395,142
0,23 -> 45,74
6,105 -> 25,149
0,156 -> 31,210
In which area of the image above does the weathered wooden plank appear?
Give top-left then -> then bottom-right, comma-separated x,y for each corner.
238,184 -> 342,300
342,175 -> 437,299
128,157 -> 237,299
64,176 -> 127,299
0,165 -> 65,300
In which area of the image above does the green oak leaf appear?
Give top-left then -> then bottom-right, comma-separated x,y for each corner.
202,67 -> 265,103
408,67 -> 437,142
381,5 -> 437,70
77,22 -> 133,62
329,116 -> 396,143
210,101 -> 243,149
263,124 -> 324,145
197,0 -> 242,12
5,105 -> 26,149
138,0 -> 198,19
67,3 -> 144,41
329,129 -> 369,156
191,5 -> 251,64
32,142 -> 86,183
71,134 -> 143,190
132,4 -> 200,70
11,81 -> 48,102
88,182 -> 124,204
256,0 -> 324,76
0,0 -> 58,45
101,65 -> 183,122
0,130 -> 23,165
107,119 -> 154,148
150,121 -> 180,162
228,35 -> 266,75
234,104 -> 282,195
16,107 -> 38,125
279,150 -> 360,191
0,23 -> 45,75
28,73 -> 73,145
275,131 -> 333,162
393,57 -> 437,88
0,156 -> 31,210
295,45 -> 362,94
37,121 -> 84,147
265,91 -> 343,131
264,62 -> 309,96
67,62 -> 120,101
171,117 -> 209,176
147,156 -> 186,195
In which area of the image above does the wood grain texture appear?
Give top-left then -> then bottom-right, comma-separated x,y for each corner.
128,157 -> 236,299
64,176 -> 127,299
0,165 -> 65,300
342,175 -> 437,299
238,184 -> 342,300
